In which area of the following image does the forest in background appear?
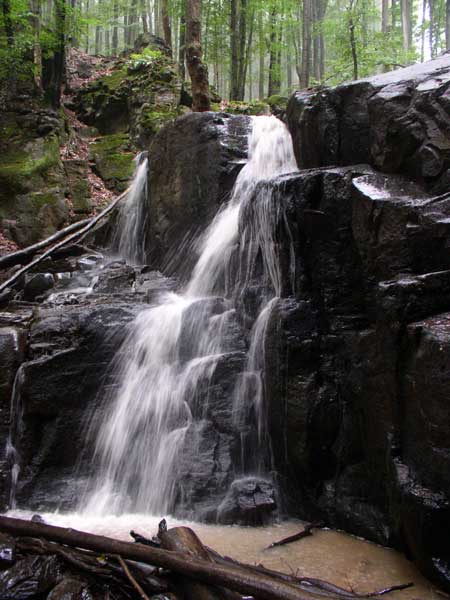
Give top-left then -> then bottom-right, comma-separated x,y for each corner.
1,0 -> 450,105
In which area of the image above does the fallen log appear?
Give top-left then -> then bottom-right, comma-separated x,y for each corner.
0,516 -> 324,600
0,186 -> 130,296
0,219 -> 90,271
265,522 -> 324,550
160,526 -> 241,600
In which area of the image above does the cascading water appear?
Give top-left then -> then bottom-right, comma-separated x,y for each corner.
111,151 -> 149,266
83,115 -> 298,517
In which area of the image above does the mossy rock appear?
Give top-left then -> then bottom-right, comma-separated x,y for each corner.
90,133 -> 135,191
2,189 -> 69,246
265,95 -> 289,115
214,100 -> 270,116
63,158 -> 92,215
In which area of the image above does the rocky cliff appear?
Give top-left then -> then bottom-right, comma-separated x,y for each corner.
0,54 -> 449,593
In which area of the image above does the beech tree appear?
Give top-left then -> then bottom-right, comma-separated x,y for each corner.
186,0 -> 211,110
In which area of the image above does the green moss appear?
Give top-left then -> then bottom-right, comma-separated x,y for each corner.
90,132 -> 131,154
214,100 -> 270,116
266,95 -> 289,111
0,136 -> 61,195
140,106 -> 181,136
30,191 -> 59,209
98,67 -> 128,92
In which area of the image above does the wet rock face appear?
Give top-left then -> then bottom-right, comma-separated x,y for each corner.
217,478 -> 277,525
147,112 -> 250,270
287,55 -> 450,192
259,167 -> 450,589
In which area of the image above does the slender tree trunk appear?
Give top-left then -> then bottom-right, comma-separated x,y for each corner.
95,0 -> 103,54
400,0 -> 411,51
186,0 -> 211,111
429,0 -> 435,56
420,0 -> 426,61
239,7 -> 254,99
130,0 -> 138,44
179,0 -> 186,80
230,0 -> 239,99
382,0 -> 389,32
348,0 -> 358,80
446,0 -> 450,50
236,0 -> 247,100
268,8 -> 282,96
1,0 -> 14,46
300,0 -> 312,88
112,0 -> 119,54
141,0 -> 148,33
161,0 -> 172,50
30,0 -> 42,87
258,9 -> 264,99
48,0 -> 66,107
84,0 -> 89,52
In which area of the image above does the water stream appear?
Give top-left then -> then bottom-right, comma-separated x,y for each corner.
82,115 -> 298,516
4,116 -> 442,598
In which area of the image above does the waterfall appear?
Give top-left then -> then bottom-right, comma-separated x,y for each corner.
112,152 -> 149,266
83,116 -> 298,517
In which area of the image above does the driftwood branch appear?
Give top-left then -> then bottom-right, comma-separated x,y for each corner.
116,555 -> 151,600
0,186 -> 130,295
265,522 -> 324,550
0,219 -> 90,271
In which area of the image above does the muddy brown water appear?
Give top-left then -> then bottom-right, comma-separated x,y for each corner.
9,511 -> 444,599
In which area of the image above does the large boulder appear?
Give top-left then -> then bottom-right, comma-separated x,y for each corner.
147,112 -> 250,268
287,54 -> 450,192
259,166 -> 450,590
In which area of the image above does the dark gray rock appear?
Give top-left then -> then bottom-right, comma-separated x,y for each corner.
217,477 -> 277,525
23,273 -> 55,301
0,555 -> 61,599
147,112 -> 250,269
287,54 -> 450,191
47,577 -> 94,600
10,300 -> 142,511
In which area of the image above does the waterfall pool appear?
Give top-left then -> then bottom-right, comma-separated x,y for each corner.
7,510 -> 441,599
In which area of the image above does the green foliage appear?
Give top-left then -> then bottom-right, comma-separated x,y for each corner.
129,48 -> 164,69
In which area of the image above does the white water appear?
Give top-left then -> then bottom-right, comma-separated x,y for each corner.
83,116 -> 298,516
112,151 -> 149,266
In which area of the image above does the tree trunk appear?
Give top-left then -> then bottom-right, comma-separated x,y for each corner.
236,0 -> 247,100
1,0 -> 14,46
161,0 -> 172,51
381,0 -> 389,32
230,0 -> 239,99
186,0 -> 211,111
112,0 -> 119,54
141,0 -> 148,33
258,9 -> 264,99
95,0 -> 103,54
30,0 -> 42,87
179,0 -> 186,80
268,8 -> 282,96
400,0 -> 411,51
42,0 -> 66,107
300,0 -> 312,88
446,0 -> 450,50
348,1 -> 358,80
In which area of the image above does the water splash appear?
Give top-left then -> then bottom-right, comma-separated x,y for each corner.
6,365 -> 25,509
83,116 -> 298,516
112,152 -> 149,266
